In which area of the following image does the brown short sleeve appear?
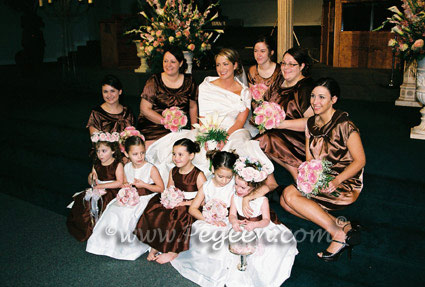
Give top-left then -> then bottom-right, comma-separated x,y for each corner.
343,120 -> 360,144
141,76 -> 157,104
247,65 -> 256,85
297,78 -> 315,114
86,109 -> 100,129
189,77 -> 198,102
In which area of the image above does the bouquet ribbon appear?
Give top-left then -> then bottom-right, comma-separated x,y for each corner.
84,188 -> 107,224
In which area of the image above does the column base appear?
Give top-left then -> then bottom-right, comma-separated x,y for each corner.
395,100 -> 423,107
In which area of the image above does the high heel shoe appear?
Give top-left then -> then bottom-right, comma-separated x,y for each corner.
318,239 -> 353,262
343,222 -> 362,246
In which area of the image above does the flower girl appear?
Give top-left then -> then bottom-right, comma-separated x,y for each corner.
171,151 -> 238,286
67,131 -> 124,241
135,138 -> 206,264
227,157 -> 298,287
86,133 -> 164,260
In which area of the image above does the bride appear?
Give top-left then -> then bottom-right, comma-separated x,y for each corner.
146,48 -> 274,186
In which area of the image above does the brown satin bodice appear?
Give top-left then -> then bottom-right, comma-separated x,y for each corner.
94,160 -> 119,181
172,166 -> 201,192
86,105 -> 134,133
137,73 -> 198,140
247,63 -> 281,88
307,110 -> 364,209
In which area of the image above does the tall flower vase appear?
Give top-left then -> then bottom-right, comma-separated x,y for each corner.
183,51 -> 193,74
134,41 -> 149,73
396,60 -> 422,107
410,58 -> 425,140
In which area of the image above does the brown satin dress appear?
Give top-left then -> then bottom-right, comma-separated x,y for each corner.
247,63 -> 281,88
137,73 -> 198,141
307,110 -> 364,210
135,166 -> 202,253
254,76 -> 314,168
86,105 -> 135,133
66,160 -> 120,241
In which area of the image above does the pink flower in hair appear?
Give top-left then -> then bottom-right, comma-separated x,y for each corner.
99,133 -> 107,141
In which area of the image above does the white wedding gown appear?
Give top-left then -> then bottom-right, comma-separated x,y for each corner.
86,162 -> 156,260
146,76 -> 273,186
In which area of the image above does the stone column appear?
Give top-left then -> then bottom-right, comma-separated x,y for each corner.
277,0 -> 293,62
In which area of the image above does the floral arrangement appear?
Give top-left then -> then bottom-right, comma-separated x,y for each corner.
125,0 -> 223,70
160,185 -> 185,209
233,156 -> 271,183
297,159 -> 340,198
91,131 -> 120,143
202,198 -> 228,224
161,106 -> 188,132
375,1 -> 425,63
194,112 -> 228,150
253,101 -> 286,134
249,83 -> 268,103
116,186 -> 140,207
119,126 -> 145,153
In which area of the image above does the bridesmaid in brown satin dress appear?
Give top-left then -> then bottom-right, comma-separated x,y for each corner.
135,138 -> 206,264
247,35 -> 280,89
254,47 -> 315,180
137,46 -> 198,149
87,75 -> 135,135
240,48 -> 315,219
67,135 -> 124,241
281,78 -> 366,262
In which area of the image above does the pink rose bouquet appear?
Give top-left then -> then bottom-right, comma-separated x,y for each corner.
202,198 -> 228,224
249,83 -> 268,103
297,159 -> 340,198
116,186 -> 140,207
253,101 -> 286,133
160,186 -> 185,209
161,106 -> 188,132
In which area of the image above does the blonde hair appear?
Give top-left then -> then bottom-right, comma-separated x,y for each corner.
215,48 -> 243,76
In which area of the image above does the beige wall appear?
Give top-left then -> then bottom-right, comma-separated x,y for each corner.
220,0 -> 322,27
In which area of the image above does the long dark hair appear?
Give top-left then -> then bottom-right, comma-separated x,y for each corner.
254,35 -> 276,61
314,77 -> 341,100
283,47 -> 312,77
207,150 -> 239,171
173,138 -> 200,154
93,141 -> 122,164
124,136 -> 145,153
163,46 -> 188,73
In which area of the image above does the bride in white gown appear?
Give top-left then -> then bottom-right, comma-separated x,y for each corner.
146,48 -> 274,186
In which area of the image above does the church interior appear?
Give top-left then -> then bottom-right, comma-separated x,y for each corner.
1,0 -> 424,286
